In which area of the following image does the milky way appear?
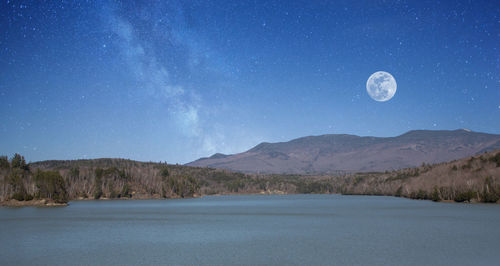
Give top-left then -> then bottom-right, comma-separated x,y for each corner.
0,0 -> 499,163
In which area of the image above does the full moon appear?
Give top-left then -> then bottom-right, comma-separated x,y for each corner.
366,71 -> 397,102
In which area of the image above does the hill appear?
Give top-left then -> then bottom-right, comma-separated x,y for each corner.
1,150 -> 499,205
0,156 -> 334,205
187,129 -> 500,174
332,149 -> 500,202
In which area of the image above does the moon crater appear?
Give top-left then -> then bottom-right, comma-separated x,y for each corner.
366,71 -> 397,102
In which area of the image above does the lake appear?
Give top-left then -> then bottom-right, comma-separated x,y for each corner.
1,194 -> 499,265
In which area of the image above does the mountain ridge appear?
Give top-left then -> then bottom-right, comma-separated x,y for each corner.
187,129 -> 500,174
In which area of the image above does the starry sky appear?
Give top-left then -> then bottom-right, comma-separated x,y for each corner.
1,0 -> 499,163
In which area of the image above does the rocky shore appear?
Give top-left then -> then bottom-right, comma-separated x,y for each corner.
0,199 -> 68,207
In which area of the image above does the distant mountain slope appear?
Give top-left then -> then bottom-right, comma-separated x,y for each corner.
187,129 -> 500,174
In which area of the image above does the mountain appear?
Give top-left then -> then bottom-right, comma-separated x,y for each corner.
187,129 -> 500,174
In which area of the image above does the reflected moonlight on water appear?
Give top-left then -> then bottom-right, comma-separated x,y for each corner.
366,71 -> 397,102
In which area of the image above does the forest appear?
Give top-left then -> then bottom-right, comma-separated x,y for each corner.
1,150 -> 499,206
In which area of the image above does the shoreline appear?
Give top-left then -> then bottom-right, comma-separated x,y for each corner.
1,191 -> 497,207
0,199 -> 68,207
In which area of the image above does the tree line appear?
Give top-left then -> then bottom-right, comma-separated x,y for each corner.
0,154 -> 68,203
1,150 -> 499,204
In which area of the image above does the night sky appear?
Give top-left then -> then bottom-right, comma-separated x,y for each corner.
1,0 -> 499,163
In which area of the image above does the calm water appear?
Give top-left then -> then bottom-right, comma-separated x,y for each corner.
1,194 -> 499,266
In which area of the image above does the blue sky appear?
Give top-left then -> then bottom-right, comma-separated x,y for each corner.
0,0 -> 499,163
